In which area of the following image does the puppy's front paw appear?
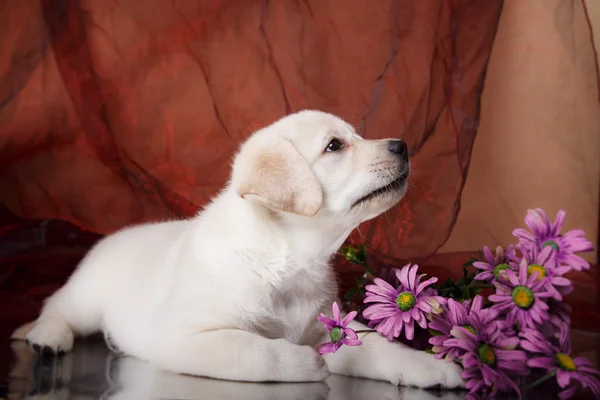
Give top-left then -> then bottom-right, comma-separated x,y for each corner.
275,342 -> 330,382
25,319 -> 74,354
386,351 -> 464,389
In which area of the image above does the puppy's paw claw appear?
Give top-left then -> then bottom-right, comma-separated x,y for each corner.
25,319 -> 74,354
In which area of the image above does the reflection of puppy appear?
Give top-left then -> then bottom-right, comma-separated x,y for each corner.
13,110 -> 462,388
8,340 -> 463,400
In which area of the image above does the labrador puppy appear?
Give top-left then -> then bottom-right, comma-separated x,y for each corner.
12,110 -> 464,389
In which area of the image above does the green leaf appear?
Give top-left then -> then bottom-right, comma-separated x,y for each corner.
356,244 -> 368,263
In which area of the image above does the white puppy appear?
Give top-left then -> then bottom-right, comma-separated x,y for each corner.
12,110 -> 463,389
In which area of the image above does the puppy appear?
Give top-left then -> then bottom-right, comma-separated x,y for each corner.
12,110 -> 463,389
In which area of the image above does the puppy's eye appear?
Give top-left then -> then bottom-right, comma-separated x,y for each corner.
325,138 -> 344,152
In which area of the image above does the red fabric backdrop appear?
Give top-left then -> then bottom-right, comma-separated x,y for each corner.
0,0 -> 504,363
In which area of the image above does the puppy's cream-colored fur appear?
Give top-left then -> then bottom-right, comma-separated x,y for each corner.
13,110 -> 463,388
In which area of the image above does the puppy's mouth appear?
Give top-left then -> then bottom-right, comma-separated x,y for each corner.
351,173 -> 408,208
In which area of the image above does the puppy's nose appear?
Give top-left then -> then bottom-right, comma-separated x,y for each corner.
388,140 -> 408,158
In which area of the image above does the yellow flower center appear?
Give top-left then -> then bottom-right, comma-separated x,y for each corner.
396,291 -> 416,312
527,264 -> 547,280
556,353 -> 576,371
512,286 -> 534,309
493,263 -> 511,279
477,343 -> 496,366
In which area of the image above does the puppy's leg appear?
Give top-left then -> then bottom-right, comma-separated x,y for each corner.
153,329 -> 330,383
322,320 -> 464,389
20,272 -> 104,354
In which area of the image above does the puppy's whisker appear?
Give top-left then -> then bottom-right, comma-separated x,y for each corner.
355,227 -> 376,254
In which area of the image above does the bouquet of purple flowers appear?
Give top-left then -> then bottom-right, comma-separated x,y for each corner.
317,208 -> 600,399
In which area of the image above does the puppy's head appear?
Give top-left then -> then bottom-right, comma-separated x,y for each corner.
231,110 -> 410,224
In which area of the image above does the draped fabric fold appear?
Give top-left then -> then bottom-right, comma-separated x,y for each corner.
0,0 -> 502,261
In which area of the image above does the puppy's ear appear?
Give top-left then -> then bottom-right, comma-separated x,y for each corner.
232,138 -> 323,216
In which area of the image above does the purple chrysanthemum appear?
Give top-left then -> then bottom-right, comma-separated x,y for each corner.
443,309 -> 527,397
367,267 -> 441,331
513,209 -> 594,271
362,264 -> 443,341
316,302 -> 362,354
513,245 -> 573,301
428,296 -> 480,360
489,260 -> 553,330
520,328 -> 600,399
473,245 -> 517,283
428,296 -> 511,362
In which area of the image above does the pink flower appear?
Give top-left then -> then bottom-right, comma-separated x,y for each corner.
472,245 -> 517,283
514,245 -> 573,301
513,209 -> 593,271
489,260 -> 553,330
362,264 -> 443,341
520,328 -> 600,399
316,302 -> 362,354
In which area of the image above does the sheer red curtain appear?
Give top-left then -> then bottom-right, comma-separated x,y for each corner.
0,0 -> 503,354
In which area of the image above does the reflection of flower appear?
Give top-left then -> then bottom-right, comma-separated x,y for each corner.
473,245 -> 517,282
362,264 -> 443,341
520,328 -> 600,399
516,245 -> 572,301
444,310 -> 527,397
489,260 -> 553,330
316,302 -> 361,354
513,209 -> 593,271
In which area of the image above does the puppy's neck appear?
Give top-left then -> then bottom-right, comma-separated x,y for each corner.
276,213 -> 355,263
213,188 -> 354,267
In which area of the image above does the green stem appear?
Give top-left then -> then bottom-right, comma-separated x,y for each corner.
359,262 -> 375,276
337,251 -> 375,276
523,370 -> 557,391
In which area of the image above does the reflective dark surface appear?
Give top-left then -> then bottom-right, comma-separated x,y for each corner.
2,330 -> 599,400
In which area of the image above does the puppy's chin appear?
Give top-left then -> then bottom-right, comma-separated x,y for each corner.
355,179 -> 407,222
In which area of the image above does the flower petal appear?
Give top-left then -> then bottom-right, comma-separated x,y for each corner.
408,264 -> 418,290
316,342 -> 339,355
397,265 -> 411,289
332,302 -> 341,325
317,314 -> 337,331
513,228 -> 536,243
343,329 -> 357,340
404,319 -> 415,340
552,210 -> 565,236
556,369 -> 571,388
470,295 -> 484,314
342,337 -> 362,346
342,311 -> 358,328
482,246 -> 494,264
527,357 -> 555,370
416,277 -> 438,295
